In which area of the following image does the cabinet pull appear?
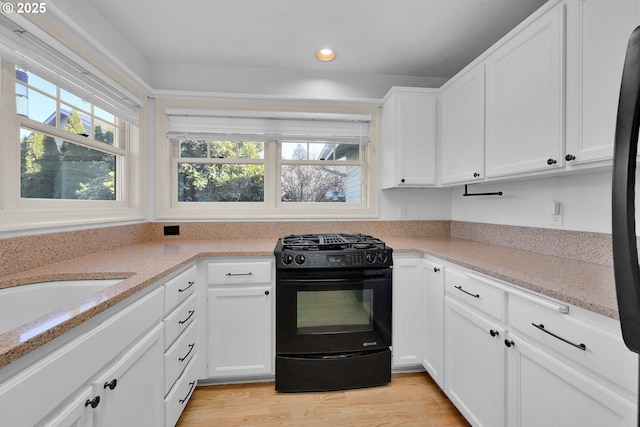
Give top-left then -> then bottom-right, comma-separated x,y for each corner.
178,280 -> 195,293
178,310 -> 195,325
473,172 -> 480,178
531,323 -> 586,351
454,285 -> 480,299
547,158 -> 557,165
565,154 -> 576,161
179,381 -> 196,404
489,329 -> 499,337
504,339 -> 515,348
225,272 -> 253,277
85,396 -> 100,408
179,343 -> 195,362
103,378 -> 117,390
433,267 -> 440,273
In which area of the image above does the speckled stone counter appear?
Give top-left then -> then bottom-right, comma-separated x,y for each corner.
0,235 -> 618,369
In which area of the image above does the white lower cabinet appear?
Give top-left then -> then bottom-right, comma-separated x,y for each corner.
392,255 -> 424,368
92,324 -> 164,427
439,262 -> 638,427
163,266 -> 199,427
0,286 -> 166,427
506,334 -> 636,427
444,296 -> 506,427
421,259 -> 444,387
207,259 -> 274,379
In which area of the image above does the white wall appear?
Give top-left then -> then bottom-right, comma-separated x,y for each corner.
150,62 -> 447,100
451,170 -> 613,233
379,188 -> 452,221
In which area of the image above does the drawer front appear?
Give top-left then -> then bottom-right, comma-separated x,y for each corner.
165,320 -> 197,395
165,354 -> 198,427
208,261 -> 272,286
445,269 -> 505,321
165,265 -> 197,313
164,294 -> 197,350
509,293 -> 638,394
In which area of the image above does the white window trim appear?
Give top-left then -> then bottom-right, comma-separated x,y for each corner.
155,98 -> 379,220
0,59 -> 147,233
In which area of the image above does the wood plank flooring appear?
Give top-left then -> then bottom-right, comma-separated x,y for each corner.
176,372 -> 470,427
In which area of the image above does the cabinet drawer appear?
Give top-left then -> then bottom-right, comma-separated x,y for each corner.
445,269 -> 505,322
165,320 -> 197,395
165,354 -> 198,427
165,266 -> 197,313
509,293 -> 638,394
164,294 -> 196,350
208,261 -> 272,285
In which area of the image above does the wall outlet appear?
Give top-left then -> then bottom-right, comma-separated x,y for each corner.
397,204 -> 407,218
164,225 -> 180,236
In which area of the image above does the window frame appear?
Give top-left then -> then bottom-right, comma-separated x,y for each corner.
155,99 -> 379,220
0,59 -> 146,232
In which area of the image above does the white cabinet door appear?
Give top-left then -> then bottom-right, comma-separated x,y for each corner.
380,88 -> 437,188
421,259 -> 444,387
93,324 -> 164,427
564,0 -> 640,166
440,64 -> 486,185
208,285 -> 273,378
39,387 -> 94,427
486,4 -> 565,178
391,256 -> 424,368
506,334 -> 636,427
444,297 -> 505,427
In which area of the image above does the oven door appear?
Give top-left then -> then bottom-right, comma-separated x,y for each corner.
276,268 -> 392,355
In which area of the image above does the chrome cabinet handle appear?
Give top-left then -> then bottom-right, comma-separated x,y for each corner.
178,310 -> 195,325
178,280 -> 195,293
454,285 -> 480,299
225,272 -> 253,276
532,323 -> 586,351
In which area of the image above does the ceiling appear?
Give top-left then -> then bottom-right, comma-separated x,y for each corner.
87,0 -> 549,80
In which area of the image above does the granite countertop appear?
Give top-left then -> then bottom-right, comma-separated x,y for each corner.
0,237 -> 617,369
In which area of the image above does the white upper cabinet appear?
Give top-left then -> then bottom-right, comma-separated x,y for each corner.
380,87 -> 437,188
440,64 -> 486,185
485,4 -> 566,178
564,0 -> 640,166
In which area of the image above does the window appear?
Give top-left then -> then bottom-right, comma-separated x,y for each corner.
16,68 -> 123,201
158,105 -> 378,219
0,58 -> 144,232
178,140 -> 265,202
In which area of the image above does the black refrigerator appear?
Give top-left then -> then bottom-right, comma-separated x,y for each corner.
613,25 -> 640,427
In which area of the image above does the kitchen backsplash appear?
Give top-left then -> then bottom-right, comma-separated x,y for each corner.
0,220 -> 614,277
149,220 -> 451,241
450,221 -> 613,266
0,223 -> 154,277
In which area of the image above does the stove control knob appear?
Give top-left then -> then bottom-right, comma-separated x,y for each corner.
365,252 -> 376,263
282,254 -> 294,265
295,254 -> 306,265
376,252 -> 388,263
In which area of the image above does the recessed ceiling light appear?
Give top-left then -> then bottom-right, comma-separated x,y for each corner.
316,48 -> 336,62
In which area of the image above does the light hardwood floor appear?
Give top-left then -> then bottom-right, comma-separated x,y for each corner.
176,372 -> 470,427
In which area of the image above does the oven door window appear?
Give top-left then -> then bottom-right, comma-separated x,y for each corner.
297,289 -> 373,334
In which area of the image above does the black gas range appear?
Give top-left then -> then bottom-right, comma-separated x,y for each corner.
274,233 -> 393,392
274,233 -> 393,269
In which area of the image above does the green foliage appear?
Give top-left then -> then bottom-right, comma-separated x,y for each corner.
178,140 -> 265,202
20,109 -> 116,200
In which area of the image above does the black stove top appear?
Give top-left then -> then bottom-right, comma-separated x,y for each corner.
274,233 -> 393,268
